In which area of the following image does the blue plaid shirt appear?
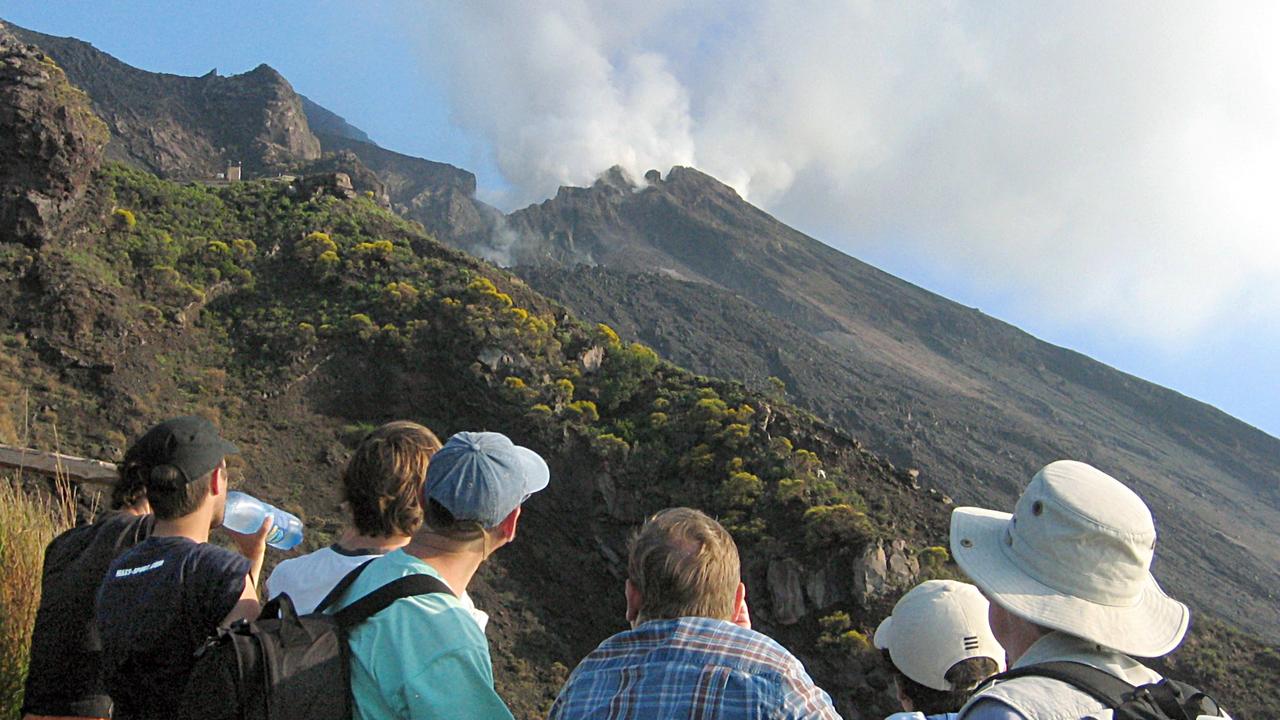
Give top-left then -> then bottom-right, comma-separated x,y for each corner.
549,617 -> 843,720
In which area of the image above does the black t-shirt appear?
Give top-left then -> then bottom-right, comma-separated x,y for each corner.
22,512 -> 155,717
96,536 -> 250,720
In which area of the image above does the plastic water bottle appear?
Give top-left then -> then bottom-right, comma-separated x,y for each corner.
223,491 -> 304,550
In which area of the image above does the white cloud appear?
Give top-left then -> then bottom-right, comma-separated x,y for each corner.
409,2 -> 1280,345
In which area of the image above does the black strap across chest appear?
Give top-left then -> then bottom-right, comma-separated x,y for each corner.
313,559 -> 455,629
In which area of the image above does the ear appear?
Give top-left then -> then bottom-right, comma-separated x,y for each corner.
730,582 -> 750,629
209,462 -> 226,497
497,505 -> 522,543
895,676 -> 914,712
625,579 -> 642,626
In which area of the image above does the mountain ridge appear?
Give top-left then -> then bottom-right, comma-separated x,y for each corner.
505,166 -> 1280,640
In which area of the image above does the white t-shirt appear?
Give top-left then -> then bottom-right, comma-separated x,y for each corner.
267,544 -> 387,614
265,543 -> 490,631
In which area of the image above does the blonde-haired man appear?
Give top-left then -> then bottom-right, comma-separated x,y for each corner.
549,507 -> 840,720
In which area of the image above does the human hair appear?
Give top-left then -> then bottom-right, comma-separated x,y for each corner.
626,507 -> 740,623
145,464 -> 213,520
422,497 -> 488,541
882,650 -> 1001,715
343,421 -> 442,537
112,444 -> 151,510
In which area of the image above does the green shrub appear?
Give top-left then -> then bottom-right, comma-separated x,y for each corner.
803,504 -> 874,551
352,240 -> 395,262
718,470 -> 763,508
112,207 -> 137,229
777,477 -> 806,503
718,423 -> 751,447
589,432 -> 630,459
564,400 -> 599,423
693,397 -> 729,422
295,231 -> 337,261
595,322 -> 621,346
231,238 -> 257,260
920,546 -> 950,567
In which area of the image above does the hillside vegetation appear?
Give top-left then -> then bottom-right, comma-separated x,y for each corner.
1,160 -> 1271,719
1,163 -> 959,717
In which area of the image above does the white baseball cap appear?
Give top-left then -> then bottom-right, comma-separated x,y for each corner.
950,460 -> 1189,657
874,579 -> 1006,691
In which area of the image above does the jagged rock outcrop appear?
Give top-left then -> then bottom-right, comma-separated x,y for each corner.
296,171 -> 358,202
852,539 -> 920,602
293,150 -> 390,207
200,64 -> 320,173
313,132 -> 497,244
7,24 -> 318,178
0,22 -> 106,247
766,539 -> 921,625
767,557 -> 807,624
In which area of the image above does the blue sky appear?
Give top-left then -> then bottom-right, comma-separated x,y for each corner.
3,2 -> 1277,438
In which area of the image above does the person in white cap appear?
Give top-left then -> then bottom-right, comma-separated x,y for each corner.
949,460 -> 1227,720
874,580 -> 1005,720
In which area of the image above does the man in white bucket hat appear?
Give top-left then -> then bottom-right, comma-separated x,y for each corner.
949,460 -> 1227,720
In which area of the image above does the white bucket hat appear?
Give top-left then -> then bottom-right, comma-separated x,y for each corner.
950,460 -> 1188,657
874,580 -> 1006,691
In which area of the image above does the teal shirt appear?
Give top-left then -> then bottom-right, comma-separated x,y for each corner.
330,549 -> 514,720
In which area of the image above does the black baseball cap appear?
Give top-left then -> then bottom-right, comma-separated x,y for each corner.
131,416 -> 239,487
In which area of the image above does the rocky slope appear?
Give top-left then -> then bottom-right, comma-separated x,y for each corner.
0,24 -> 106,247
507,167 -> 1280,642
6,23 -> 319,178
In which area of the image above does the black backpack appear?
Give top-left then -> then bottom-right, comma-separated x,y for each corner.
180,561 -> 453,720
989,661 -> 1225,720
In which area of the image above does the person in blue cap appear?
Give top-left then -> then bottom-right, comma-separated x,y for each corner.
327,430 -> 550,720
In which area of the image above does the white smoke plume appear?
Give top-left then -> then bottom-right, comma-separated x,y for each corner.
407,2 -> 1280,347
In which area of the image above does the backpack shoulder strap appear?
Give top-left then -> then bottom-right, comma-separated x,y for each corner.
988,660 -> 1136,709
331,573 -> 455,629
313,558 -> 378,614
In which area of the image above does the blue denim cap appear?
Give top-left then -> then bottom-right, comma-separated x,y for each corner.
425,431 -> 550,527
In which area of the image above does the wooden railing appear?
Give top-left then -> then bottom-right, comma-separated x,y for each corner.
0,444 -> 119,485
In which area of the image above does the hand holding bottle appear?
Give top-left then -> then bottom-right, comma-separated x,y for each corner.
223,491 -> 304,550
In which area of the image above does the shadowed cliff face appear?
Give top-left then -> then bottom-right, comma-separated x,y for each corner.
6,19 -> 499,268
510,167 -> 1280,642
0,22 -> 106,247
7,24 -> 318,179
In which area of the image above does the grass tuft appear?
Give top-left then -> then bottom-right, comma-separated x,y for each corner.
0,476 -> 75,719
